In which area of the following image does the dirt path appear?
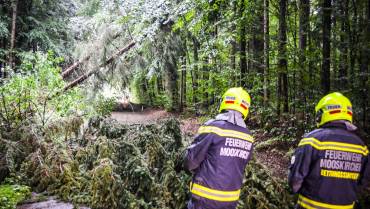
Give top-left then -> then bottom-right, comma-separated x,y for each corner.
110,109 -> 172,124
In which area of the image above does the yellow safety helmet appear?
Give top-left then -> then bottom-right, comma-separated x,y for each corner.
315,92 -> 353,127
219,87 -> 251,119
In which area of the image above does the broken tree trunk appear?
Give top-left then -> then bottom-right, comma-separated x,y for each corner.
63,41 -> 136,91
61,33 -> 122,79
61,56 -> 91,78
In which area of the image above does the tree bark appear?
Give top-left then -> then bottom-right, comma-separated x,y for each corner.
321,0 -> 331,94
64,41 -> 136,91
8,0 -> 18,70
277,0 -> 288,115
263,0 -> 270,105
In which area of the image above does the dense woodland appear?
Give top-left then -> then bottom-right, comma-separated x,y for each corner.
0,0 -> 369,208
1,0 -> 369,131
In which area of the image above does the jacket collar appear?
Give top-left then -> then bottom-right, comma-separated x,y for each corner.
321,120 -> 357,131
215,110 -> 246,128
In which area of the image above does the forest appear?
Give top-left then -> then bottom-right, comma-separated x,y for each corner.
0,0 -> 369,208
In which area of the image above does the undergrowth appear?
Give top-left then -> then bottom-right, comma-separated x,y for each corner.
0,184 -> 31,209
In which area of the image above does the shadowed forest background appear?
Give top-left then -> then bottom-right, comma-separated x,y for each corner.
0,0 -> 369,208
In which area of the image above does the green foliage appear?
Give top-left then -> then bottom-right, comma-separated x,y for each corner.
0,52 -> 84,131
18,118 -> 189,208
93,95 -> 116,117
237,160 -> 295,209
0,184 -> 31,209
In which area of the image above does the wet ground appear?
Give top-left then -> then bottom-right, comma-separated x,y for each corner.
17,197 -> 90,209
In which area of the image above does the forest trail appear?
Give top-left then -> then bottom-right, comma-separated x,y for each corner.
110,109 -> 172,124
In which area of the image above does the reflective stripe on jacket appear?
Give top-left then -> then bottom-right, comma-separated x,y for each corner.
288,121 -> 370,208
184,119 -> 253,209
298,194 -> 355,209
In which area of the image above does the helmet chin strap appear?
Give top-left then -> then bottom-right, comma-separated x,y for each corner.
316,109 -> 323,127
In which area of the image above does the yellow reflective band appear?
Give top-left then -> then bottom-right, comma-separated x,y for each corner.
298,195 -> 354,209
320,169 -> 359,180
298,137 -> 369,156
191,183 -> 240,202
198,126 -> 254,143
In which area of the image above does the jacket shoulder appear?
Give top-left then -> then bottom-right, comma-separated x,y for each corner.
303,128 -> 325,139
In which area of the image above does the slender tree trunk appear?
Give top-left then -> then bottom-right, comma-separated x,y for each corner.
157,74 -> 163,93
338,0 -> 349,89
348,0 -> 358,90
180,53 -> 186,111
230,0 -> 238,80
192,37 -> 199,107
299,0 -> 310,117
202,57 -> 209,107
321,0 -> 331,94
252,0 -> 264,74
239,0 -> 247,87
277,0 -> 288,115
263,0 -> 270,105
8,0 -> 18,70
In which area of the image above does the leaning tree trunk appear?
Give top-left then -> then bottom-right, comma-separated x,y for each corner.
64,41 -> 136,91
321,0 -> 331,94
8,0 -> 18,71
277,0 -> 288,115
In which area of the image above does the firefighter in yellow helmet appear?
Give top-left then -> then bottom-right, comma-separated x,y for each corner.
181,87 -> 254,209
288,92 -> 370,209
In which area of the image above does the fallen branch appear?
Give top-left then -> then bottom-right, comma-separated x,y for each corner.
63,41 -> 136,91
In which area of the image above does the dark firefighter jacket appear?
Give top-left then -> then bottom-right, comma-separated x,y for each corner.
288,121 -> 370,209
184,116 -> 254,209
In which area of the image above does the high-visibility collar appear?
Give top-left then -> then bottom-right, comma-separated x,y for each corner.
198,126 -> 254,143
191,182 -> 240,202
298,137 -> 369,156
298,195 -> 354,209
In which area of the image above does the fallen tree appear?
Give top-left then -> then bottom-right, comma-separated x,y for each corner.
61,33 -> 123,79
63,41 -> 136,91
1,116 -> 296,209
61,56 -> 91,79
